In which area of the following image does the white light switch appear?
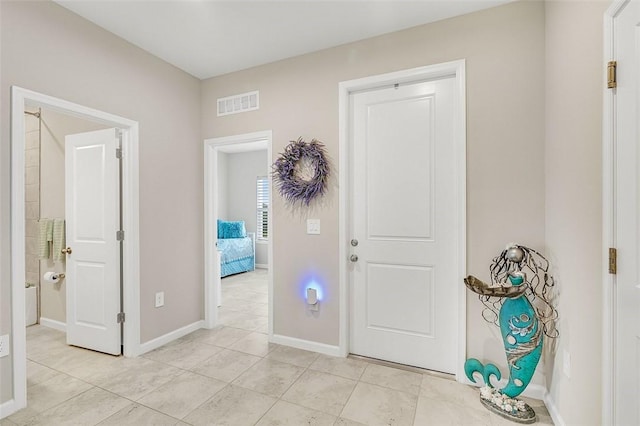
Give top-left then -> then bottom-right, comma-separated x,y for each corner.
307,219 -> 320,235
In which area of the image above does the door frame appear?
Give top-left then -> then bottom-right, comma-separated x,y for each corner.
203,131 -> 273,335
7,86 -> 141,416
603,1 -> 627,423
337,60 -> 467,380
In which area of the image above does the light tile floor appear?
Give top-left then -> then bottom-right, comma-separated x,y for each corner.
5,270 -> 554,425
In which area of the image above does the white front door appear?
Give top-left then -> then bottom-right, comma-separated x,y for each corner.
612,1 -> 640,423
349,77 -> 458,373
65,128 -> 121,355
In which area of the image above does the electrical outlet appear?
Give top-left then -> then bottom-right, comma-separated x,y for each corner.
0,334 -> 10,358
563,350 -> 571,378
155,292 -> 164,308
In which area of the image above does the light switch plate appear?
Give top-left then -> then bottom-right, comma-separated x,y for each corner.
307,219 -> 320,235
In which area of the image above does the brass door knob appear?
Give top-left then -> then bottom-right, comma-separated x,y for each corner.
61,247 -> 72,255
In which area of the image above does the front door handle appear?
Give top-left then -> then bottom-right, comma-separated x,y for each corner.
61,247 -> 72,255
350,254 -> 359,262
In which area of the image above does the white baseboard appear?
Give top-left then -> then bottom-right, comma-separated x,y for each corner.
0,398 -> 20,419
544,391 -> 565,426
137,320 -> 204,356
270,334 -> 341,357
255,264 -> 268,269
39,317 -> 66,332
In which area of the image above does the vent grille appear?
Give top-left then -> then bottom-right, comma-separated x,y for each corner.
217,91 -> 259,116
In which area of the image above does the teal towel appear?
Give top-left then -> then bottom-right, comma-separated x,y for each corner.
52,219 -> 66,262
38,218 -> 53,259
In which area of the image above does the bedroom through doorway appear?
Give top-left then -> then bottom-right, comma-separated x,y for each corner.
204,131 -> 273,336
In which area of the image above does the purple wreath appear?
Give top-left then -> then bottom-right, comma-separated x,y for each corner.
273,138 -> 330,207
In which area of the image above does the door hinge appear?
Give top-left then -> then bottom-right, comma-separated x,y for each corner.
116,230 -> 125,241
609,247 -> 617,274
116,148 -> 123,159
117,312 -> 125,323
607,60 -> 617,89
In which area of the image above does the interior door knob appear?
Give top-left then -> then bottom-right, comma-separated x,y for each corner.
350,254 -> 359,262
61,247 -> 72,255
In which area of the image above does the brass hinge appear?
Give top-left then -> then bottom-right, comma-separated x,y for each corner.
609,247 -> 617,274
117,312 -> 125,324
607,61 -> 617,89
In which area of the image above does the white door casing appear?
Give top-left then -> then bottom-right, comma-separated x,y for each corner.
604,1 -> 640,424
6,87 -> 139,419
349,77 -> 459,373
65,128 -> 121,355
203,132 -> 274,335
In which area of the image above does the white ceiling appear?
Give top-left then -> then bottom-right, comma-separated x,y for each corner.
54,0 -> 514,80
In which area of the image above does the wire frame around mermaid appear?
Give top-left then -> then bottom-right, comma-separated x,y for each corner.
480,244 -> 559,339
273,138 -> 330,207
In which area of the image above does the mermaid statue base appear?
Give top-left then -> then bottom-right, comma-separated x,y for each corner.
463,244 -> 558,424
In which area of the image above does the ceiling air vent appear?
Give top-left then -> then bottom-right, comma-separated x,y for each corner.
217,91 -> 259,116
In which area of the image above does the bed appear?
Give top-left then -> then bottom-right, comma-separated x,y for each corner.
217,220 -> 255,277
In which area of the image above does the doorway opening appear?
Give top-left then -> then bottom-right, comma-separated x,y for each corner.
23,107 -> 112,332
8,86 -> 140,416
337,61 -> 467,380
204,131 -> 273,336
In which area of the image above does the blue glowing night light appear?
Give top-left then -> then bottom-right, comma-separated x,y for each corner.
299,273 -> 325,302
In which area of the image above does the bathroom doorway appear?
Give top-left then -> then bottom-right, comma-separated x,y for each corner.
10,86 -> 141,414
23,107 -> 110,333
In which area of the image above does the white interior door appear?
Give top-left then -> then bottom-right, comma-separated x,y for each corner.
349,78 -> 458,373
612,1 -> 640,423
65,128 -> 121,355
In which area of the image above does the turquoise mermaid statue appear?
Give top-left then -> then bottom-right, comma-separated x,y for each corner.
463,244 -> 558,424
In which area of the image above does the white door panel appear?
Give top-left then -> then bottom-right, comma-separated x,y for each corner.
65,128 -> 121,355
350,78 -> 458,373
613,1 -> 640,423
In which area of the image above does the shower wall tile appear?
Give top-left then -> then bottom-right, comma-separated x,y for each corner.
26,130 -> 39,149
25,148 -> 39,167
26,272 -> 39,285
25,184 -> 39,202
26,257 -> 39,274
25,112 -> 41,313
26,219 -> 38,238
25,237 -> 38,256
26,202 -> 39,220
25,113 -> 40,132
25,166 -> 39,185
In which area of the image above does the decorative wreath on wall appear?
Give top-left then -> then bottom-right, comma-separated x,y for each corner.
273,138 -> 330,207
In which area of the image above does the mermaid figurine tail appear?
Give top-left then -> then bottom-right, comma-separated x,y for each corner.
464,273 -> 543,398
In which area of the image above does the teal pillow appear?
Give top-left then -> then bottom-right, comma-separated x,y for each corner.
217,220 -> 247,239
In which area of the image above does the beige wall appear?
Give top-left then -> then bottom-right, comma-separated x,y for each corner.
202,0 -> 546,371
545,1 -> 609,424
1,0 -> 202,404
